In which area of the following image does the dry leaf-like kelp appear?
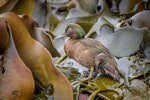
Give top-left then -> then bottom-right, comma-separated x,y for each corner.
0,0 -> 19,13
0,19 -> 9,54
121,10 -> 150,59
18,14 -> 60,57
0,19 -> 34,100
0,12 -> 73,100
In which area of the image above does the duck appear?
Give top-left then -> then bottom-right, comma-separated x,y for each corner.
59,23 -> 120,81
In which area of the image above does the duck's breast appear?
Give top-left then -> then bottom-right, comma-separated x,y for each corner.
64,38 -> 108,68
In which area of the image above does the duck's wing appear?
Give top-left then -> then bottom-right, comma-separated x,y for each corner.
81,38 -> 110,54
95,53 -> 120,81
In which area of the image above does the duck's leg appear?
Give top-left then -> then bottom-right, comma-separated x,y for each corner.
81,67 -> 94,83
72,67 -> 94,86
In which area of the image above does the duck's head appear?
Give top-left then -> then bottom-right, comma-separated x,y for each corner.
56,23 -> 86,39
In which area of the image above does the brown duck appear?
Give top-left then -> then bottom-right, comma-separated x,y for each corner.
60,23 -> 120,81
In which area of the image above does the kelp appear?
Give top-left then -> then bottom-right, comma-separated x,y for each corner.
53,0 -> 112,36
0,19 -> 9,54
121,10 -> 150,59
0,19 -> 34,100
0,0 -> 150,100
12,0 -> 35,16
0,0 -> 19,13
0,12 -> 73,100
32,0 -> 59,31
15,14 -> 60,57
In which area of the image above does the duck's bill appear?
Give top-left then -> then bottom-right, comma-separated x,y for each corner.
54,33 -> 66,40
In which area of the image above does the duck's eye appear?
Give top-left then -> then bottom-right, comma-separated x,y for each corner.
67,28 -> 72,32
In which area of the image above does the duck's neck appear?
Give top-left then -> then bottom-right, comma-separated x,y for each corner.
67,37 -> 82,43
65,38 -> 81,54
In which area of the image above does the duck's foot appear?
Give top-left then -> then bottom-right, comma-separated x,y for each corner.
71,67 -> 94,86
87,86 -> 123,100
87,89 -> 109,100
81,67 -> 94,83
